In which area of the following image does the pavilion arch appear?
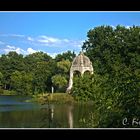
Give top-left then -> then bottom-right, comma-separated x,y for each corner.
83,70 -> 92,76
73,70 -> 81,77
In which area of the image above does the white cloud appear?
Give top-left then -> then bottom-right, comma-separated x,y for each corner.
27,37 -> 34,41
1,34 -> 83,51
27,48 -> 37,54
63,39 -> 70,43
111,25 -> 132,29
4,45 -> 26,54
6,45 -> 15,49
10,34 -> 25,37
4,45 -> 37,55
111,25 -> 131,29
111,25 -> 116,29
1,34 -> 83,56
0,34 -> 25,38
37,36 -> 61,44
15,48 -> 26,54
31,35 -> 83,50
47,52 -> 58,58
72,40 -> 84,48
126,26 -> 130,29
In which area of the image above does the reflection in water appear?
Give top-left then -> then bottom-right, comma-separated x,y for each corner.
40,104 -> 74,128
48,104 -> 54,127
0,96 -> 94,128
40,104 -> 55,128
50,106 -> 54,120
67,105 -> 73,128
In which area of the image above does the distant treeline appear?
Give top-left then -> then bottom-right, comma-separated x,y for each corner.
0,50 -> 76,95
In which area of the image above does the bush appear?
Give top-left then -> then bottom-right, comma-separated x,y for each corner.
0,88 -> 4,94
32,93 -> 75,104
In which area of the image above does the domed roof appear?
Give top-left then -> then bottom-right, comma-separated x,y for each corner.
72,52 -> 92,67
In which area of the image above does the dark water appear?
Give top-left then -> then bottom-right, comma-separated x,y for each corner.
0,95 -> 93,128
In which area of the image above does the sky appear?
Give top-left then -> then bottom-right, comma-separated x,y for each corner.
0,11 -> 140,58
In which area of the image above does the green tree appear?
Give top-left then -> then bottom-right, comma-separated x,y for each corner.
57,59 -> 71,74
0,72 -> 3,85
51,59 -> 71,92
24,51 -> 52,73
10,71 -> 33,95
74,25 -> 140,127
0,52 -> 24,90
32,61 -> 54,94
0,72 -> 3,93
52,74 -> 67,92
55,50 -> 76,62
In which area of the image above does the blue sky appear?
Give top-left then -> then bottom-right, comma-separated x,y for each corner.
0,11 -> 140,57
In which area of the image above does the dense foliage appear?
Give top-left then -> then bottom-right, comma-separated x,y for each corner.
72,25 -> 140,127
0,51 -> 75,95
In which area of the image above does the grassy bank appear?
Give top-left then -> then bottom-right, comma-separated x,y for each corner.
0,90 -> 94,105
0,89 -> 17,95
30,93 -> 75,104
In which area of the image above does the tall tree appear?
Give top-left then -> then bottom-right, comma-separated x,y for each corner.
55,50 -> 76,62
10,71 -> 33,95
0,52 -> 24,90
73,25 -> 140,127
52,74 -> 67,92
0,72 -> 3,86
24,51 -> 52,73
51,59 -> 71,92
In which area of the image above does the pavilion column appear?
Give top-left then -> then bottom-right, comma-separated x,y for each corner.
66,70 -> 73,93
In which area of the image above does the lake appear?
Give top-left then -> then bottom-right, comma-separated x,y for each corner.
0,95 -> 94,128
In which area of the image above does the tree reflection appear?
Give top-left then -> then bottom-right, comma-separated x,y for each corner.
39,104 -> 56,128
67,104 -> 73,128
40,103 -> 74,128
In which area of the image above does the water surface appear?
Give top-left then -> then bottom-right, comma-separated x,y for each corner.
0,95 -> 93,128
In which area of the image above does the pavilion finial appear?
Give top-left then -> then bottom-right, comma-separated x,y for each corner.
79,50 -> 84,55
